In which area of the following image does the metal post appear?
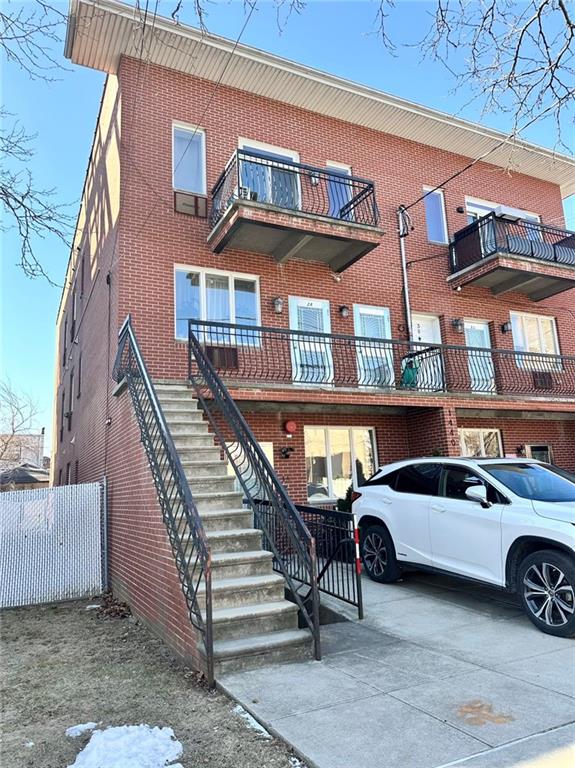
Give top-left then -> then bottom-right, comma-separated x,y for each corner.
100,476 -> 109,591
397,206 -> 413,341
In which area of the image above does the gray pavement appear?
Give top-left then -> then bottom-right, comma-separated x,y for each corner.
220,573 -> 575,768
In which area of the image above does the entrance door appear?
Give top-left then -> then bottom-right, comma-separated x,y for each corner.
289,297 -> 333,385
353,305 -> 394,388
464,320 -> 496,394
410,314 -> 444,390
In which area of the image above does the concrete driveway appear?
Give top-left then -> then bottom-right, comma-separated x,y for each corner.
220,572 -> 575,768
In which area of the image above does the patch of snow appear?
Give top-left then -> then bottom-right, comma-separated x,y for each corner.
66,723 -> 98,738
233,704 -> 272,739
289,757 -> 306,768
25,741 -> 34,748
85,604 -> 101,611
67,725 -> 183,768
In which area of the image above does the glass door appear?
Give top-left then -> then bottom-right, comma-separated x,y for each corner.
240,145 -> 299,210
289,297 -> 333,385
409,313 -> 444,391
326,163 -> 353,220
353,305 -> 394,388
464,320 -> 495,393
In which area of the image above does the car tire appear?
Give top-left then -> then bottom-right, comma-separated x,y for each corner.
361,524 -> 402,584
518,550 -> 575,638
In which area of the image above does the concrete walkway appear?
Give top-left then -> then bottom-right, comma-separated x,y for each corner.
220,573 -> 575,768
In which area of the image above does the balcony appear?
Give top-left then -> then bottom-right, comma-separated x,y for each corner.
208,150 -> 383,272
449,213 -> 575,301
188,320 -> 575,400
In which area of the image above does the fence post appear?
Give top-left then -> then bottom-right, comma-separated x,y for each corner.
101,476 -> 109,591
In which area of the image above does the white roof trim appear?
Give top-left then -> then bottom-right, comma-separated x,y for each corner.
66,0 -> 575,197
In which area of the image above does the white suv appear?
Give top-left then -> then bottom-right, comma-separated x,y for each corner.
353,458 -> 575,637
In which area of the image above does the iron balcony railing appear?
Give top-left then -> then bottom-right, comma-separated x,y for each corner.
113,317 -> 214,685
450,213 -> 575,273
210,149 -> 379,229
187,324 -> 322,660
188,319 -> 575,399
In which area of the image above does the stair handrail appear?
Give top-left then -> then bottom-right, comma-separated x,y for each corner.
113,316 -> 214,684
188,321 -> 321,660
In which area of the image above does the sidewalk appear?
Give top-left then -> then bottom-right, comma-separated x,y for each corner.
219,574 -> 575,768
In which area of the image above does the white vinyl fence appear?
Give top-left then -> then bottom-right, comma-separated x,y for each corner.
0,482 -> 105,608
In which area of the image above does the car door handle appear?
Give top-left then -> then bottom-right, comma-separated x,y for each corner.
431,504 -> 446,514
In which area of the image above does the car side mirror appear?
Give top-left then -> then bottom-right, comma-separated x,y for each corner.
465,484 -> 491,507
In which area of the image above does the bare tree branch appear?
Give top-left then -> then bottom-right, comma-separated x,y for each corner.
0,0 -> 67,81
0,380 -> 40,468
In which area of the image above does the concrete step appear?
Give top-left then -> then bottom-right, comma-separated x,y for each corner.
172,434 -> 216,450
211,550 -> 273,580
176,447 -> 222,462
168,423 -> 210,439
189,476 -> 237,495
159,399 -> 200,412
180,460 -> 228,479
211,601 -> 299,643
162,411 -> 205,425
212,628 -> 313,675
198,509 -> 254,532
200,574 -> 285,610
194,490 -> 244,512
205,528 -> 262,554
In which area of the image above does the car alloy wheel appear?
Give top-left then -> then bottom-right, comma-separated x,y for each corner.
363,531 -> 388,578
523,562 -> 575,628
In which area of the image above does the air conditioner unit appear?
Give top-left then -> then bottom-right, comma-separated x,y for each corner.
238,186 -> 250,200
205,345 -> 239,369
532,371 -> 554,391
173,191 -> 208,218
494,205 -> 524,222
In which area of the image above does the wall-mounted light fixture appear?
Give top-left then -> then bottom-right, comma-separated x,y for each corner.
501,321 -> 512,334
339,305 -> 350,319
451,318 -> 465,334
516,445 -> 526,457
280,446 -> 294,459
456,206 -> 466,214
272,297 -> 284,314
309,171 -> 320,186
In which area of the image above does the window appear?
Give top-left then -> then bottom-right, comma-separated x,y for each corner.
442,467 -> 485,500
74,459 -> 79,483
226,441 -> 274,498
423,188 -> 448,244
459,428 -> 502,457
70,288 -> 77,340
510,312 -> 559,363
304,426 -> 377,502
77,354 -> 82,399
80,253 -> 85,297
173,125 -> 206,194
174,267 -> 259,341
59,390 -> 65,442
58,468 -> 62,486
239,139 -> 299,210
68,371 -> 74,431
66,462 -> 71,485
525,444 -> 553,463
62,317 -> 68,366
394,463 -> 441,496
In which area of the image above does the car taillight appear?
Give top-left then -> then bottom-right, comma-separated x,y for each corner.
350,490 -> 362,504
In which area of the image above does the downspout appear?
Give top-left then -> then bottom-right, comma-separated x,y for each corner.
397,205 -> 413,340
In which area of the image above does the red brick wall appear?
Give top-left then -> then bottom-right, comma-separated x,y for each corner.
457,417 -> 575,471
115,56 -> 575,385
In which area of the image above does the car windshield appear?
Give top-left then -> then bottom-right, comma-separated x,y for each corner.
483,463 -> 575,502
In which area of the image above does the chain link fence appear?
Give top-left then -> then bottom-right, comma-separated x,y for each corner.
0,481 -> 105,608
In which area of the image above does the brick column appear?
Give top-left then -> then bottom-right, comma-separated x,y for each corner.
407,406 -> 460,458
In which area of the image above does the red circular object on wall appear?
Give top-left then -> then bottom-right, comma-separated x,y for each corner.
284,420 -> 297,435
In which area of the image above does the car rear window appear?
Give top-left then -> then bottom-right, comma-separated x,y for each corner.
394,463 -> 441,496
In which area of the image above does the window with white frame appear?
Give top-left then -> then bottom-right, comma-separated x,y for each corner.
173,125 -> 206,194
174,267 -> 259,340
459,428 -> 502,458
423,188 -> 448,244
510,312 -> 560,366
304,426 -> 377,502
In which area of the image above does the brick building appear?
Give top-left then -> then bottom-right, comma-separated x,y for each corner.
54,0 -> 575,676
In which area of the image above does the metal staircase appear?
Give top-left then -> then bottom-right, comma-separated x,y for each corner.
113,318 -> 319,685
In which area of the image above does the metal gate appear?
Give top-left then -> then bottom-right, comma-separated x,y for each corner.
0,481 -> 105,608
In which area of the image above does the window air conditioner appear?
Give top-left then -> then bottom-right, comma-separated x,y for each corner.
532,371 -> 554,391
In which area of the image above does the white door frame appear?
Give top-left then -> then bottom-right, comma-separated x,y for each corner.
288,297 -> 333,385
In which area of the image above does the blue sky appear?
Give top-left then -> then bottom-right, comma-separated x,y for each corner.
1,0 -> 574,456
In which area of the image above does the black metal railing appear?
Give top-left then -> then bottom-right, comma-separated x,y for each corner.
113,317 -> 214,685
296,504 -> 363,620
187,325 -> 322,660
188,319 -> 575,399
210,149 -> 378,229
451,213 -> 575,273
